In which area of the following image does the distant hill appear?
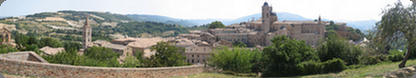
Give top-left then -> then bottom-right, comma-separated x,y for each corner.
0,10 -> 190,41
126,14 -> 216,26
0,16 -> 8,19
345,20 -> 378,32
220,12 -> 377,32
222,12 -> 313,25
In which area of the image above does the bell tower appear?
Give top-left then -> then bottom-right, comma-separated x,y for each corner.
83,15 -> 92,49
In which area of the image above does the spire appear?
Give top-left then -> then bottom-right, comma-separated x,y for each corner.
318,15 -> 322,24
318,15 -> 321,21
84,15 -> 89,27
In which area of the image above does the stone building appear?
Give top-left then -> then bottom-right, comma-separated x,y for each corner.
184,45 -> 212,64
0,27 -> 11,44
0,27 -> 16,47
210,2 -> 326,47
101,43 -> 132,56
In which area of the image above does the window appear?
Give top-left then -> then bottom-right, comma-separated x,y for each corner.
192,59 -> 194,63
192,55 -> 194,57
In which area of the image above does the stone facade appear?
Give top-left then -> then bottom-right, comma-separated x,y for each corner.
210,2 -> 326,47
184,46 -> 213,64
0,27 -> 11,45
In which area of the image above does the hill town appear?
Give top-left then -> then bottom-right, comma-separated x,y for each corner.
1,0 -> 416,78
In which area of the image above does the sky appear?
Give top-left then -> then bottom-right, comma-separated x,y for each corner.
0,0 -> 412,21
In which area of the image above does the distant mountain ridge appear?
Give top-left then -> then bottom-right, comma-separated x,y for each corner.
3,10 -> 376,32
126,12 -> 377,32
222,12 -> 314,25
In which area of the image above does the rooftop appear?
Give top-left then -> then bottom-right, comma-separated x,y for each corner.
39,46 -> 65,55
127,37 -> 172,48
0,51 -> 48,63
102,43 -> 127,50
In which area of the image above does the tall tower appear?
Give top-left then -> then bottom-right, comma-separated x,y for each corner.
83,16 -> 92,49
261,2 -> 277,33
261,2 -> 278,46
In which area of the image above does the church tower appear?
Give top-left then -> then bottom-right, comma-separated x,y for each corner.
261,2 -> 277,33
260,2 -> 278,46
83,16 -> 92,49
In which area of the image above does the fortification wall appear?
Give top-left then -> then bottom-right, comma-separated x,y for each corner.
0,57 -> 205,78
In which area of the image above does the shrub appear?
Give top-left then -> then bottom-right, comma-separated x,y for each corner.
209,47 -> 262,73
388,50 -> 404,62
262,36 -> 319,77
297,59 -> 347,75
360,56 -> 382,65
43,50 -> 81,65
322,58 -> 346,73
0,44 -> 18,54
297,60 -> 323,75
122,56 -> 141,67
318,31 -> 363,65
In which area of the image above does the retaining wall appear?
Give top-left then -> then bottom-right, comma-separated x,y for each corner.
0,57 -> 205,78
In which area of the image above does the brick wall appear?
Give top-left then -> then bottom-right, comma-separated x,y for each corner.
0,57 -> 205,78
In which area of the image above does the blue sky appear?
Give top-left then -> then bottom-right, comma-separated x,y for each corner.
0,0 -> 412,21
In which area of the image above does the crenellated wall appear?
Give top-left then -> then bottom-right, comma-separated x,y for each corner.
0,57 -> 205,78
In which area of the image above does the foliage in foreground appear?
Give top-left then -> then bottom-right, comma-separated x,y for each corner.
0,44 -> 18,54
44,46 -> 120,67
262,36 -> 320,77
209,47 -> 262,73
318,31 -> 363,65
145,42 -> 188,67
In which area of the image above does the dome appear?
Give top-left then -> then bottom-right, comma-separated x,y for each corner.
263,2 -> 269,6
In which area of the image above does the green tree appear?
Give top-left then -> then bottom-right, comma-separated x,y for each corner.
122,56 -> 141,67
0,44 -> 18,54
83,46 -> 120,67
377,1 -> 416,68
208,21 -> 225,29
147,42 -> 187,67
317,31 -> 362,65
14,32 -> 30,50
209,47 -> 262,73
39,37 -> 63,48
262,36 -> 319,77
63,41 -> 82,52
43,50 -> 79,65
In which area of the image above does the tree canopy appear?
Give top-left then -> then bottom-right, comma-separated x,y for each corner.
377,1 -> 416,68
146,42 -> 187,67
208,21 -> 225,29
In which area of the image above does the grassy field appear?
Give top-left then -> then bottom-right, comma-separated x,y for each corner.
174,59 -> 416,78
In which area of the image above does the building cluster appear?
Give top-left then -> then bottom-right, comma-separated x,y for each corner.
0,2 -> 333,65
76,2 -> 331,64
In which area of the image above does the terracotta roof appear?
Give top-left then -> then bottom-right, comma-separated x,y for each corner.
127,37 -> 171,48
40,46 -> 65,55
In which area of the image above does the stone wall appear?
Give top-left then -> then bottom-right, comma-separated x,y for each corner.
0,57 -> 205,78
